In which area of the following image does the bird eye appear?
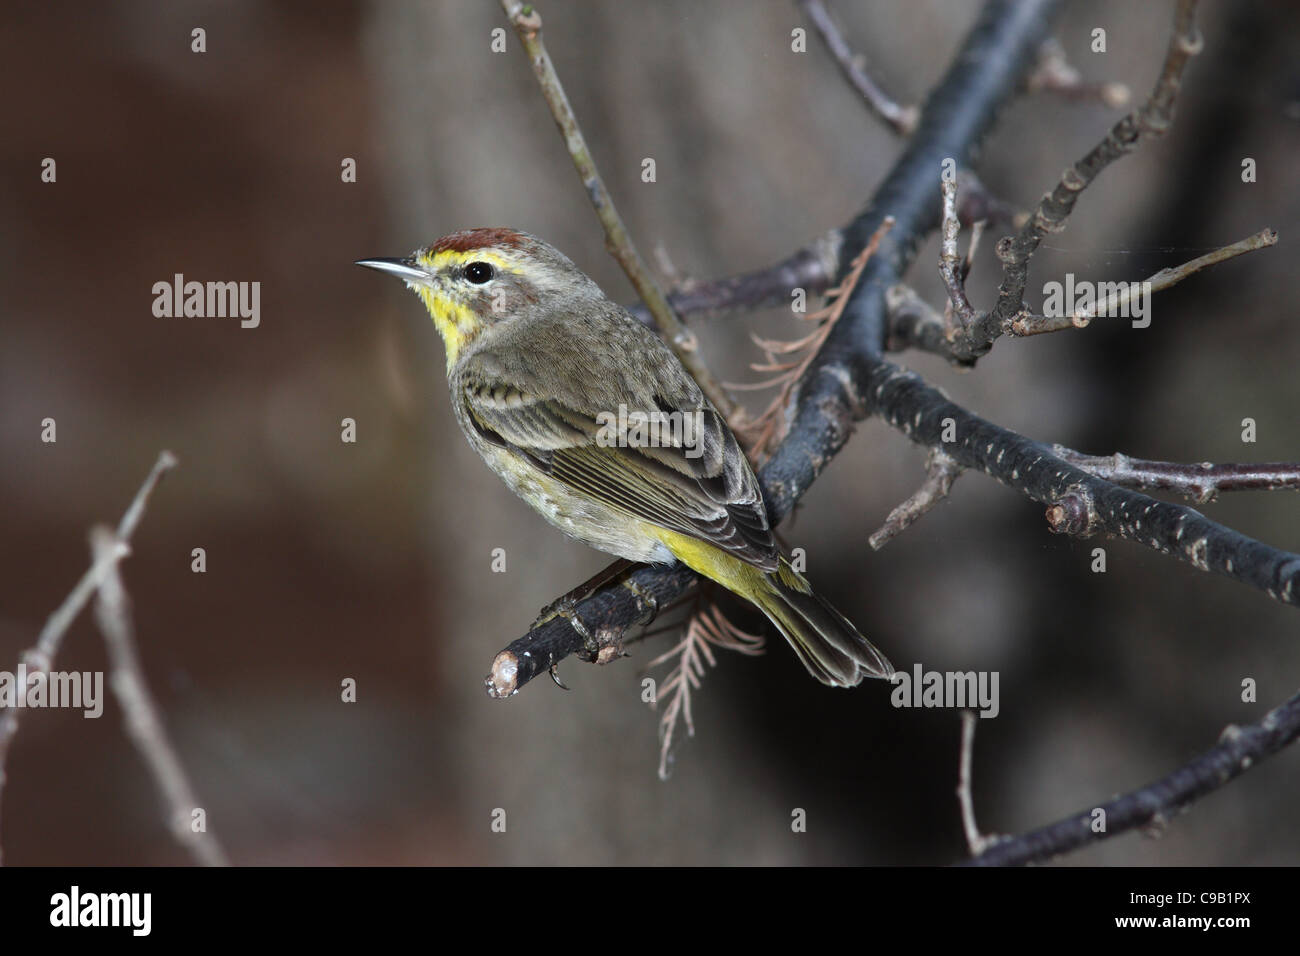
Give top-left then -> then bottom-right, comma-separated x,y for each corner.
463,261 -> 495,284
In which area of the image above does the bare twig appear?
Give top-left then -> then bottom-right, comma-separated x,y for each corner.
629,231 -> 843,325
0,450 -> 176,866
91,528 -> 228,867
1012,228 -> 1278,334
939,177 -> 978,330
628,169 -> 1012,332
957,712 -> 999,855
1027,37 -> 1130,109
649,602 -> 764,780
869,448 -> 962,549
961,689 -> 1300,866
499,0 -> 737,417
1054,446 -> 1300,505
954,0 -> 1203,360
633,172 -> 1013,330
798,0 -> 918,135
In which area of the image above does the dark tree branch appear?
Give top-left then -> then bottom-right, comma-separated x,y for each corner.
884,282 -> 948,354
629,231 -> 842,325
798,0 -> 918,135
856,368 -> 1300,608
959,689 -> 1300,866
487,563 -> 698,698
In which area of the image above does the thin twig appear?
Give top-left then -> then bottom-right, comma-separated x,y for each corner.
961,689 -> 1300,866
957,711 -> 998,855
1012,228 -> 1278,334
939,177 -> 977,330
631,174 -> 1011,329
628,230 -> 843,325
798,0 -> 918,135
91,528 -> 229,867
1027,37 -> 1130,109
869,448 -> 962,549
1054,446 -> 1300,505
499,0 -> 737,417
0,450 -> 176,866
955,0 -> 1203,360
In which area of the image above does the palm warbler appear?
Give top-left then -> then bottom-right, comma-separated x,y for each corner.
358,228 -> 892,686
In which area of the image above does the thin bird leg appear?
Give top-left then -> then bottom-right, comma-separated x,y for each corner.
620,578 -> 659,626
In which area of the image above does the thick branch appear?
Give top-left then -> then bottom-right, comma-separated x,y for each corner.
864,372 -> 1300,609
960,689 -> 1300,866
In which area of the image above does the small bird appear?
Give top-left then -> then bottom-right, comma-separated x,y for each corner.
358,228 -> 892,686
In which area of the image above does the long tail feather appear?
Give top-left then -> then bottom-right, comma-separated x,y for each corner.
753,559 -> 894,687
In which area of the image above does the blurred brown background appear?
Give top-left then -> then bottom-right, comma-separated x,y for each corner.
1,0 -> 1298,865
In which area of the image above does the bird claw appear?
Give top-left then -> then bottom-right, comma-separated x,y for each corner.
548,661 -> 570,690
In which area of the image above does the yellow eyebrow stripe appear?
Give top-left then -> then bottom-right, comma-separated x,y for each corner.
415,249 -> 518,273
